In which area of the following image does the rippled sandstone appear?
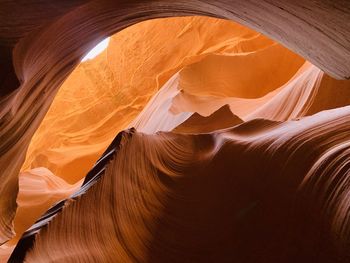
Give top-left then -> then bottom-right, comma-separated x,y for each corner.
1,1 -> 350,262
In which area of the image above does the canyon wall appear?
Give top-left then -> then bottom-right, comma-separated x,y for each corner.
0,1 -> 350,262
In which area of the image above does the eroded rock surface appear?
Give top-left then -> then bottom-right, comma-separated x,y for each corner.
1,1 -> 350,262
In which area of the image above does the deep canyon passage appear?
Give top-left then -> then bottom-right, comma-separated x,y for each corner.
1,1 -> 350,262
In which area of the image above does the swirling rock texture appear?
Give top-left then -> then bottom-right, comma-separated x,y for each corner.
0,169 -> 81,261
22,16 -> 302,183
1,1 -> 350,262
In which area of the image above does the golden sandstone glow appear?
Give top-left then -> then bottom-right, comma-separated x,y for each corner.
1,5 -> 350,261
21,17 -> 304,182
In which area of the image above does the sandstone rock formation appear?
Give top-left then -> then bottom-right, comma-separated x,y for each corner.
1,1 -> 350,262
0,168 -> 80,262
23,16 -> 294,183
18,107 -> 350,262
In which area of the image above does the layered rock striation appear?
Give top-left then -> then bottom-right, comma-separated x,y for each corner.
0,1 -> 350,262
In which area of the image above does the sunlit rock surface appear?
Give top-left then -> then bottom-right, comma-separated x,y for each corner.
0,168 -> 80,262
21,17 -> 304,183
1,1 -> 350,262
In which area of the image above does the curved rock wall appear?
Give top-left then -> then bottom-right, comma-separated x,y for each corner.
21,17 -> 304,184
0,0 -> 350,260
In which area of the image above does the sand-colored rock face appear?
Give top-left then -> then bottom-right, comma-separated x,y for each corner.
0,168 -> 80,262
18,106 -> 350,262
4,16 -> 306,260
1,1 -> 350,247
179,44 -> 304,98
21,17 -> 304,184
1,1 -> 350,262
6,15 -> 350,262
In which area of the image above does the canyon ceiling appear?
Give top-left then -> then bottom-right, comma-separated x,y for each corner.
1,1 -> 350,262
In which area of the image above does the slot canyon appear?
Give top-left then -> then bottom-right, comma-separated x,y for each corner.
0,1 -> 350,262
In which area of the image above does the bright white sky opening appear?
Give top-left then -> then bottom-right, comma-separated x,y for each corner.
81,37 -> 110,62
